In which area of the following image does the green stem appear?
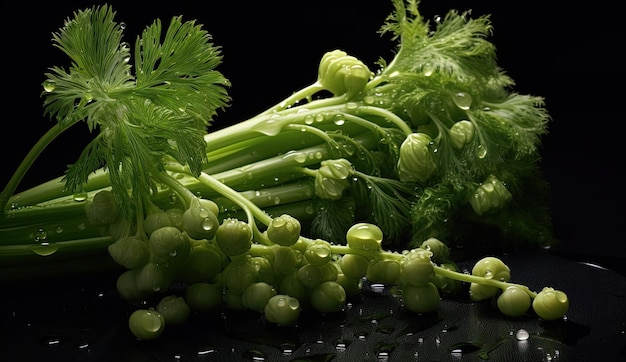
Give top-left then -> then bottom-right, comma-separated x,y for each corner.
1,123 -> 69,211
433,264 -> 538,298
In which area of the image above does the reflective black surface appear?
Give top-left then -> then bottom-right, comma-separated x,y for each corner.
2,251 -> 625,361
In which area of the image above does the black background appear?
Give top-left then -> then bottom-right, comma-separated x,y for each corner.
2,1 -> 623,267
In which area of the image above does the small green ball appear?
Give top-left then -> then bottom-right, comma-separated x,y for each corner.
128,309 -> 166,340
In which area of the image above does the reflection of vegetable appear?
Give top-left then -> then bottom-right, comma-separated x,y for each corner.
0,0 -> 567,340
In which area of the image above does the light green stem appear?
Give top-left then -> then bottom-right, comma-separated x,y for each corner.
433,264 -> 538,298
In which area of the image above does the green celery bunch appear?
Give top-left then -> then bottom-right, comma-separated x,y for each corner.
1,0 -> 552,272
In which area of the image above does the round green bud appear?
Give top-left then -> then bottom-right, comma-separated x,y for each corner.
346,223 -> 383,252
419,238 -> 450,264
148,226 -> 190,266
304,240 -> 333,266
449,120 -> 475,149
401,282 -> 440,314
264,294 -> 301,326
108,236 -> 150,269
143,211 -> 173,237
128,309 -> 166,340
272,245 -> 302,275
177,243 -> 223,284
469,256 -> 511,301
156,295 -> 191,325
222,256 -> 258,294
469,174 -> 513,216
314,159 -> 353,200
242,282 -> 278,313
116,269 -> 151,301
279,273 -> 308,303
397,133 -> 437,183
532,287 -> 569,321
497,286 -> 531,317
339,253 -> 370,279
182,198 -> 220,240
318,49 -> 371,98
297,263 -> 338,289
366,259 -> 401,285
400,258 -> 435,287
85,190 -> 119,226
215,218 -> 252,256
266,214 -> 301,246
135,262 -> 173,293
472,256 -> 511,281
310,281 -> 347,314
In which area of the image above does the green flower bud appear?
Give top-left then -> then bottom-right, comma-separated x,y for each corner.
532,287 -> 569,321
242,282 -> 277,313
215,218 -> 252,256
346,222 -> 383,252
304,240 -> 333,265
297,263 -> 338,289
272,245 -> 302,275
148,226 -> 190,266
266,214 -> 301,246
135,262 -> 173,293
472,256 -> 511,281
469,256 -> 511,301
318,49 -> 371,98
156,295 -> 191,325
400,256 -> 435,287
182,198 -> 220,240
402,282 -> 440,314
222,256 -> 258,294
339,253 -> 370,279
108,236 -> 150,269
497,286 -> 531,317
366,259 -> 401,285
314,159 -> 353,200
397,133 -> 436,183
128,309 -> 165,340
310,281 -> 347,313
449,120 -> 475,149
265,294 -> 301,326
143,211 -> 173,237
469,174 -> 513,216
85,190 -> 119,226
419,237 -> 450,264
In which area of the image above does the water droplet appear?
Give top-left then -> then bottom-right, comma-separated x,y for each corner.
515,329 -> 530,341
280,343 -> 296,356
333,338 -> 351,352
333,115 -> 345,125
35,228 -> 48,241
476,144 -> 487,159
452,92 -> 473,110
73,192 -> 88,202
202,217 -> 216,231
43,79 -> 56,92
197,346 -> 216,355
251,117 -> 283,136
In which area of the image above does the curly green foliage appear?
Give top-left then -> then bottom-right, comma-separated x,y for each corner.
41,5 -> 230,215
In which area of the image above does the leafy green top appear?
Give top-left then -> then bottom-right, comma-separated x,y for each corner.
41,5 -> 230,215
